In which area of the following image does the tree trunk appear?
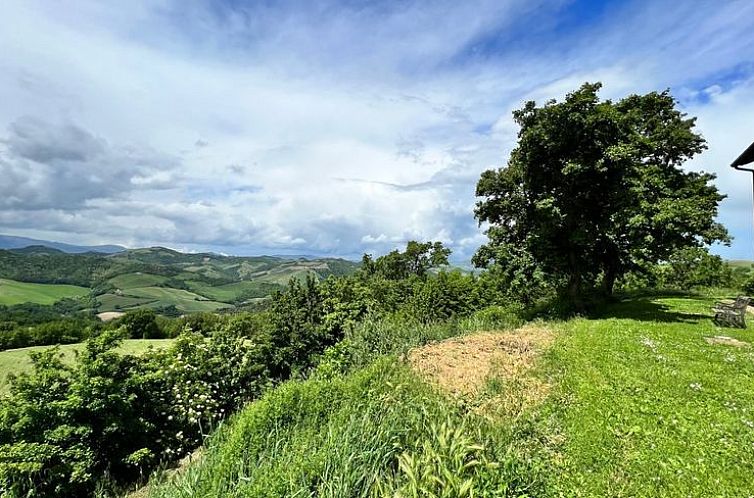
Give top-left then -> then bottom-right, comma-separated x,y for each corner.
566,250 -> 585,311
602,266 -> 617,296
567,272 -> 584,311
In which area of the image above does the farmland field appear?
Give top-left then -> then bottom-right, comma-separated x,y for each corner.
107,272 -> 169,289
0,339 -> 174,393
96,287 -> 232,313
0,278 -> 89,305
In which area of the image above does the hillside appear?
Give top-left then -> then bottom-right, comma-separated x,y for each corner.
147,294 -> 754,497
0,278 -> 89,306
0,246 -> 359,313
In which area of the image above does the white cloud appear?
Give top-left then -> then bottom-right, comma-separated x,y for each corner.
0,0 -> 753,261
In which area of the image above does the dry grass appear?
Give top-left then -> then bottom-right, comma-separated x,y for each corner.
704,335 -> 750,348
97,311 -> 125,322
407,326 -> 555,401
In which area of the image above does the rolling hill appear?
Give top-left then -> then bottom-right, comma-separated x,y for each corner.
0,246 -> 359,313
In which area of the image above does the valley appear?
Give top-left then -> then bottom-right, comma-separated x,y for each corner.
0,245 -> 359,314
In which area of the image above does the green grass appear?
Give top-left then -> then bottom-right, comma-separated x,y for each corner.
107,273 -> 169,289
0,339 -> 173,393
727,259 -> 754,269
98,287 -> 232,313
96,292 -> 156,312
126,287 -> 231,312
183,280 -> 258,302
145,294 -> 754,497
0,278 -> 89,305
540,295 -> 754,496
147,359 -> 543,498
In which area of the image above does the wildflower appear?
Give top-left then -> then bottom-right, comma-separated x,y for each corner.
689,382 -> 702,391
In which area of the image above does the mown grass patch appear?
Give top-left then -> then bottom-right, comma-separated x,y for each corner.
540,295 -> 754,496
0,278 -> 89,305
0,339 -> 173,393
107,273 -> 169,289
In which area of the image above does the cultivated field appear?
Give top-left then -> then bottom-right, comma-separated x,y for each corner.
0,278 -> 89,305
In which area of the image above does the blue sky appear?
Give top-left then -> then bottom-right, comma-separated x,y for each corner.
1,0 -> 753,262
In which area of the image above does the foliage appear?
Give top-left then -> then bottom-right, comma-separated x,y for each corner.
0,318 -> 99,351
117,309 -> 162,339
267,275 -> 341,378
474,83 -> 729,304
361,240 -> 450,280
655,246 -> 733,289
0,326 -> 271,497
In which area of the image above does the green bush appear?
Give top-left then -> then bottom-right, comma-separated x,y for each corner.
0,326 -> 272,497
117,309 -> 162,339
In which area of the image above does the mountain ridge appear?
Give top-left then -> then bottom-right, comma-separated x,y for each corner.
0,234 -> 126,254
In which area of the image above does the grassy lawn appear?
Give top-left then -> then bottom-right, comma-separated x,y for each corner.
0,278 -> 89,305
541,295 -> 754,496
0,339 -> 174,393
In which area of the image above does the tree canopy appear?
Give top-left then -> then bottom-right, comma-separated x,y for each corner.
361,240 -> 451,280
473,82 -> 729,303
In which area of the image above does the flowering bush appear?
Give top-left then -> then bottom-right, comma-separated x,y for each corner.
0,326 -> 272,497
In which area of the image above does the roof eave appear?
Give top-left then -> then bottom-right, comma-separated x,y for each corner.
732,141 -> 754,168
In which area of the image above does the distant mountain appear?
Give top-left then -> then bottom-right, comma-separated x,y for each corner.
0,234 -> 125,254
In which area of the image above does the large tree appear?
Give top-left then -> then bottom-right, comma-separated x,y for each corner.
473,83 -> 729,303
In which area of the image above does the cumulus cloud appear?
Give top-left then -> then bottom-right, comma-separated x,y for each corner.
0,0 -> 752,261
0,117 -> 179,210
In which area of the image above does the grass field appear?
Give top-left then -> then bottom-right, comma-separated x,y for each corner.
96,292 -> 157,311
0,339 -> 173,393
0,278 -> 89,305
186,280 -> 282,303
97,286 -> 232,313
108,273 -> 169,289
727,260 -> 754,269
148,294 -> 754,497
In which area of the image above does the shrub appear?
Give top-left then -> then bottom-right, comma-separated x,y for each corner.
0,326 -> 273,497
117,309 -> 162,339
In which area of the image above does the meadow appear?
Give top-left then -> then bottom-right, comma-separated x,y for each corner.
147,293 -> 754,497
0,278 -> 89,305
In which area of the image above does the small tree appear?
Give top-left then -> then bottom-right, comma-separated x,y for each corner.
119,309 -> 161,339
474,83 -> 729,304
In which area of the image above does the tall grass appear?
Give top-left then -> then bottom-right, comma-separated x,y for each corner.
147,358 -> 545,498
342,306 -> 524,370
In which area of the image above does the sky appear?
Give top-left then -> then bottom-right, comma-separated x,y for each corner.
1,0 -> 754,262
